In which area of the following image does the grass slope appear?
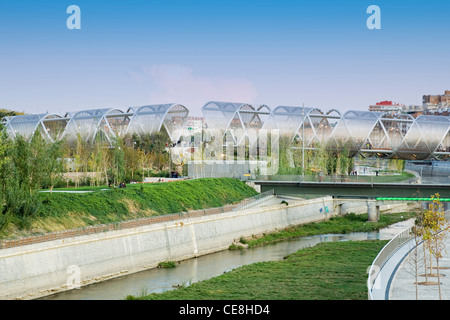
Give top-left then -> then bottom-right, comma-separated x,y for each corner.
41,178 -> 257,218
1,178 -> 258,238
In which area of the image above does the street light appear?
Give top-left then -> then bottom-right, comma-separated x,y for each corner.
302,103 -> 305,179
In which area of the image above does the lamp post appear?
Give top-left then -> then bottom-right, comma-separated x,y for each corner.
302,103 -> 305,179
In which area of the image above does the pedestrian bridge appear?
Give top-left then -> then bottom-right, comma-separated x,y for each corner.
2,103 -> 450,161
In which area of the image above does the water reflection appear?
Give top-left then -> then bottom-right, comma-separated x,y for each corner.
40,231 -> 392,300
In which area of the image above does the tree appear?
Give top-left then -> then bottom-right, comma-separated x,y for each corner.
29,132 -> 48,192
417,205 -> 433,284
112,137 -> 125,185
100,143 -> 112,186
137,148 -> 147,182
43,140 -> 64,193
124,143 -> 139,181
73,135 -> 83,188
12,135 -> 33,193
0,109 -> 25,119
4,134 -> 42,227
87,137 -> 107,186
277,135 -> 299,175
0,129 -> 13,230
408,218 -> 426,299
423,193 -> 448,299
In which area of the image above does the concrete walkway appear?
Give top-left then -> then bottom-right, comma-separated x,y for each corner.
369,219 -> 416,300
389,235 -> 450,300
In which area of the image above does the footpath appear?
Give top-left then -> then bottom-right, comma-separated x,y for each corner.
389,235 -> 450,300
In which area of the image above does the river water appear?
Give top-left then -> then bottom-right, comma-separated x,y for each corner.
40,220 -> 413,300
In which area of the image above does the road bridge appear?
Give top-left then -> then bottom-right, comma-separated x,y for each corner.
253,180 -> 450,199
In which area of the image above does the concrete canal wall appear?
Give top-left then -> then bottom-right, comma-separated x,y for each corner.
0,196 -> 335,300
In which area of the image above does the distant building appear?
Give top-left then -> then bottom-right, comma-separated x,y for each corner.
424,109 -> 450,116
368,100 -> 404,114
423,90 -> 450,110
401,90 -> 450,117
402,104 -> 424,118
370,91 -> 450,118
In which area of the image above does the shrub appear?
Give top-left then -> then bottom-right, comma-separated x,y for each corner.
158,261 -> 176,268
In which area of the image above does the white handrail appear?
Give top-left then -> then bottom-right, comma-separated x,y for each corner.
232,189 -> 274,211
367,226 -> 413,300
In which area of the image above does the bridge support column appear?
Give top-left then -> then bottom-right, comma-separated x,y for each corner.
334,203 -> 343,216
367,200 -> 380,222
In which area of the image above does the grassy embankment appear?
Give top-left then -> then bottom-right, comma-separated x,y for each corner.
241,210 -> 417,248
131,211 -> 417,300
0,178 -> 258,239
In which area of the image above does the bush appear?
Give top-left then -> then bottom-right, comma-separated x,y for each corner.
343,212 -> 362,221
0,212 -> 11,232
158,261 -> 176,268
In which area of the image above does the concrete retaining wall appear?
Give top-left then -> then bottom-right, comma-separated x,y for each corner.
0,196 -> 334,300
338,200 -> 417,216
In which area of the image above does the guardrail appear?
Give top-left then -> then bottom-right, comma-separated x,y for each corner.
255,172 -> 418,184
232,189 -> 275,211
367,226 -> 414,300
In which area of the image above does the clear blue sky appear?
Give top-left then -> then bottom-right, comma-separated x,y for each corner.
0,0 -> 449,116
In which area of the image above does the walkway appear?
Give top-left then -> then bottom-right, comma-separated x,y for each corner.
389,235 -> 450,300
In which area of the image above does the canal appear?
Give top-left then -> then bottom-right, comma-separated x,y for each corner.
40,219 -> 413,300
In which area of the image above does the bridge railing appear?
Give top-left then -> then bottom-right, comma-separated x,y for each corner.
255,172 -> 418,184
367,226 -> 414,300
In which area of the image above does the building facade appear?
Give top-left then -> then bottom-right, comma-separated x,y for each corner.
368,101 -> 404,114
423,90 -> 450,110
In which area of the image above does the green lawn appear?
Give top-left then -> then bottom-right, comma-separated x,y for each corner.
129,211 -> 416,300
41,185 -> 111,192
243,211 -> 417,248
132,240 -> 387,300
39,178 -> 258,219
